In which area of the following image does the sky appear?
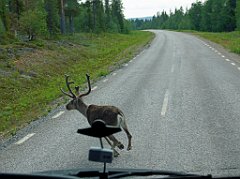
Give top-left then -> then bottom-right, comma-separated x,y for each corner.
122,0 -> 205,19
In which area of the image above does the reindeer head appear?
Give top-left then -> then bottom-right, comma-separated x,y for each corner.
61,74 -> 91,111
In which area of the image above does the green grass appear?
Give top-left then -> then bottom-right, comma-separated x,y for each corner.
186,31 -> 240,55
0,31 -> 155,138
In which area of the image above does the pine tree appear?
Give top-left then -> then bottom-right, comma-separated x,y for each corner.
188,1 -> 203,31
60,0 -> 66,34
111,0 -> 124,33
0,0 -> 10,32
85,0 -> 93,32
200,0 -> 213,31
105,0 -> 111,31
92,0 -> 105,33
236,0 -> 240,30
44,0 -> 60,35
221,0 -> 236,32
19,0 -> 48,40
8,0 -> 24,36
64,0 -> 79,34
0,17 -> 5,36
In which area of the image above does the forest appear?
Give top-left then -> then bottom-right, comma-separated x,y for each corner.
130,0 -> 240,32
0,1 -> 154,136
0,0 -> 129,43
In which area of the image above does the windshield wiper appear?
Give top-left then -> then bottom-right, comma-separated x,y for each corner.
74,168 -> 212,179
108,169 -> 211,178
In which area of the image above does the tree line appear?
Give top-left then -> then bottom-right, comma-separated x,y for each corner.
130,0 -> 240,32
0,0 -> 129,42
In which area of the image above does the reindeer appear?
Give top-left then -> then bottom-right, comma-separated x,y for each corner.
61,74 -> 132,157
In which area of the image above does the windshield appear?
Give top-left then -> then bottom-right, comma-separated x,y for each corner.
0,0 -> 240,178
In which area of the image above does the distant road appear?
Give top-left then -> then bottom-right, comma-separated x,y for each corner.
1,30 -> 240,177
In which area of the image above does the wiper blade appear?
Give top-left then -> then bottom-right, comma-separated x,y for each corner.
75,169 -> 212,179
107,169 -> 212,179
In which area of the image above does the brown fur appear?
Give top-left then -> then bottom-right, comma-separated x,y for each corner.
62,74 -> 132,157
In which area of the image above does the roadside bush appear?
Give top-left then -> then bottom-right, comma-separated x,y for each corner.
19,10 -> 48,41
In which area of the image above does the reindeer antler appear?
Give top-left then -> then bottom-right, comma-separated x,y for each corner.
78,74 -> 91,98
61,74 -> 76,98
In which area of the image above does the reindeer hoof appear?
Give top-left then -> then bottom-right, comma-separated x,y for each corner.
117,143 -> 124,150
127,146 -> 132,151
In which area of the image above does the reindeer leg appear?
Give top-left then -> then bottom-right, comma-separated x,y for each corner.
120,120 -> 132,151
108,135 -> 124,150
104,137 -> 119,157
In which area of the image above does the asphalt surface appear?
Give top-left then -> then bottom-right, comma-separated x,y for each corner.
0,30 -> 240,177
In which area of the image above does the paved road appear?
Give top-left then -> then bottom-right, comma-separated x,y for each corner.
1,30 -> 240,177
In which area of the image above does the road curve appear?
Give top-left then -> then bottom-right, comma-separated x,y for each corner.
0,30 -> 240,177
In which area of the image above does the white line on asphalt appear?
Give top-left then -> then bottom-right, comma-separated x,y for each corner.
129,60 -> 133,63
15,133 -> 35,145
171,65 -> 174,73
52,111 -> 65,119
103,79 -> 108,83
161,90 -> 169,117
231,63 -> 236,66
222,55 -> 225,58
238,67 -> 240,71
92,86 -> 98,90
124,64 -> 128,67
218,52 -> 222,55
225,59 -> 230,62
112,73 -> 117,76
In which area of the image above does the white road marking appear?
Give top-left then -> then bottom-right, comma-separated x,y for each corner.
112,73 -> 117,76
171,65 -> 174,73
161,90 -> 169,117
15,133 -> 35,145
124,63 -> 128,67
238,67 -> 240,71
218,52 -> 222,55
92,86 -> 98,90
133,57 -> 136,60
231,63 -> 236,66
103,79 -> 108,83
225,59 -> 230,62
52,111 -> 65,119
222,55 -> 225,58
129,60 -> 133,63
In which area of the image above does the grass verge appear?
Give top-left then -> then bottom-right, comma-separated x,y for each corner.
184,31 -> 240,55
0,31 -> 154,138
